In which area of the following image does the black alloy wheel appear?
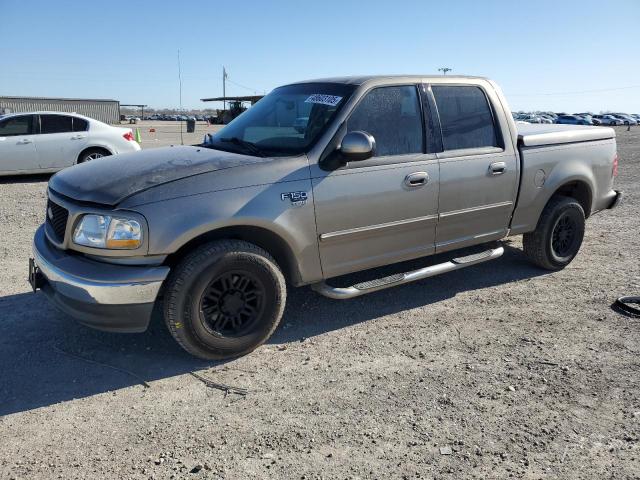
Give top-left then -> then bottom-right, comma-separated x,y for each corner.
199,270 -> 266,337
550,213 -> 578,260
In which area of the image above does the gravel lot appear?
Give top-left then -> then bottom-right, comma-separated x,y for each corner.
0,127 -> 638,479
124,121 -> 224,150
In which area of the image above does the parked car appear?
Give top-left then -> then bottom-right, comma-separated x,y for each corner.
30,75 -> 621,360
556,115 -> 591,125
0,112 -> 140,175
592,115 -> 623,126
574,114 -> 594,123
521,114 -> 545,124
610,114 -> 637,126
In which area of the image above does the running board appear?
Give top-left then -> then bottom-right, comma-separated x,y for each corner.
311,246 -> 504,300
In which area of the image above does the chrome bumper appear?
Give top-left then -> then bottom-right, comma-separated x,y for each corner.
32,225 -> 170,332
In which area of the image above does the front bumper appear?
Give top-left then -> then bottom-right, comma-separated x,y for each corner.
31,225 -> 169,332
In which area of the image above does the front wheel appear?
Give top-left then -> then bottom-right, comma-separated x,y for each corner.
523,196 -> 585,270
163,240 -> 287,360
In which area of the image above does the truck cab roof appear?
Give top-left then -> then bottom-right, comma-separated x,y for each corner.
287,74 -> 490,86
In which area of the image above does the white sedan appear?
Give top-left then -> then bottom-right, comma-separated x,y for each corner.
0,111 -> 141,175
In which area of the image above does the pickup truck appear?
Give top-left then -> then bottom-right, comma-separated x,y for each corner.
30,75 -> 622,359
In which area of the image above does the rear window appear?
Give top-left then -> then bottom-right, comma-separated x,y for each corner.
40,114 -> 73,134
432,86 -> 499,151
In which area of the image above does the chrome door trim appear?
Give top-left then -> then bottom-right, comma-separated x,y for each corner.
320,214 -> 438,242
439,200 -> 513,219
435,228 -> 507,248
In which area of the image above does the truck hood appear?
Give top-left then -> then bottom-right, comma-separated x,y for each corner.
49,146 -> 266,206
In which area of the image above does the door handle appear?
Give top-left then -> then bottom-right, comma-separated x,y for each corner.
489,162 -> 506,175
71,135 -> 86,140
404,171 -> 428,187
17,139 -> 32,145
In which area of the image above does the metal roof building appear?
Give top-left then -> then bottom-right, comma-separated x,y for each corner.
0,96 -> 120,124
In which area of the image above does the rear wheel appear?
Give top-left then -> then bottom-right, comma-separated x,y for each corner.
78,148 -> 111,163
163,240 -> 287,360
523,196 -> 585,270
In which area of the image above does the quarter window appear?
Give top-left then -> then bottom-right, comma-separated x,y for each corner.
347,86 -> 423,157
72,117 -> 89,132
0,115 -> 33,136
432,86 -> 499,150
40,115 -> 73,134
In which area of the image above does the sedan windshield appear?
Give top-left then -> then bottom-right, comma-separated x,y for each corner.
204,83 -> 355,157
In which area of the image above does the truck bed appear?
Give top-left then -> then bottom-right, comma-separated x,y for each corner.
517,123 -> 615,147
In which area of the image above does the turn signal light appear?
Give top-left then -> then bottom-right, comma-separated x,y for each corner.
613,153 -> 619,177
123,131 -> 135,142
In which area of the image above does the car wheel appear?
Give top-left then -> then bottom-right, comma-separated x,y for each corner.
79,148 -> 111,163
163,240 -> 287,360
523,196 -> 585,271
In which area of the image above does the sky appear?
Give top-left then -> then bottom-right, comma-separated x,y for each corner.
1,0 -> 639,113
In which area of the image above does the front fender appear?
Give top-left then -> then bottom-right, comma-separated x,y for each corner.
134,181 -> 323,285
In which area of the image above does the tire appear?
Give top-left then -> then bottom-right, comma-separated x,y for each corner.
163,240 -> 287,360
78,148 -> 111,163
523,196 -> 585,271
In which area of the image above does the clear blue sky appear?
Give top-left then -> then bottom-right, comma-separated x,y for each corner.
1,0 -> 639,112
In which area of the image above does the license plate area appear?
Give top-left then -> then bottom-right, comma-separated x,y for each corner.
28,258 -> 45,292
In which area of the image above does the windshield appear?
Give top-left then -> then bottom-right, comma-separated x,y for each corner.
204,82 -> 355,157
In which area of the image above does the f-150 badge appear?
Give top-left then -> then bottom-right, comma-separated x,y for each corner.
281,191 -> 308,207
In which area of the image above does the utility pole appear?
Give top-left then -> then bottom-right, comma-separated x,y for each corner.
438,67 -> 452,75
222,66 -> 227,113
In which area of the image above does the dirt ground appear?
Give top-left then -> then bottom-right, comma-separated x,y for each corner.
120,121 -> 224,150
0,127 -> 638,480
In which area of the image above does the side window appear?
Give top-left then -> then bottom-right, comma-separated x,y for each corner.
72,117 -> 89,132
347,85 -> 423,157
0,115 -> 33,136
40,115 -> 73,134
432,86 -> 499,151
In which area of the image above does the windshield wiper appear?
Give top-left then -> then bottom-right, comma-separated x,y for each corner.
218,137 -> 266,157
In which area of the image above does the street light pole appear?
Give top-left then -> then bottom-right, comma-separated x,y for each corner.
438,67 -> 452,75
222,66 -> 227,113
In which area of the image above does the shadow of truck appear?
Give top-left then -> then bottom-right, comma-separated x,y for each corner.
0,244 -> 544,416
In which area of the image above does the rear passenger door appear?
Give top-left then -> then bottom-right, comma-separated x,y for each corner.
34,114 -> 86,169
431,85 -> 518,252
312,85 -> 440,278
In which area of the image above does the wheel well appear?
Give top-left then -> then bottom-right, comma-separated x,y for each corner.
164,226 -> 301,285
77,146 -> 111,163
551,181 -> 592,218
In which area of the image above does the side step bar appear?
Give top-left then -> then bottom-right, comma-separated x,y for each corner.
311,246 -> 504,300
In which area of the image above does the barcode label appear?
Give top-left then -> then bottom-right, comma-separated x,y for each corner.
305,94 -> 343,107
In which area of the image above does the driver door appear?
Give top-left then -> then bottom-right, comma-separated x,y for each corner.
0,114 -> 38,172
311,85 -> 440,279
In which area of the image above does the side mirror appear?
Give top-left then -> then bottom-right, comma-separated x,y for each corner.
339,131 -> 375,162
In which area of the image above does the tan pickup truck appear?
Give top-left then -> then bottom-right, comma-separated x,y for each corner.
30,75 -> 621,359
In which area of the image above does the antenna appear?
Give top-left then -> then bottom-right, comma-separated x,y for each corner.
178,49 -> 184,145
438,67 -> 452,75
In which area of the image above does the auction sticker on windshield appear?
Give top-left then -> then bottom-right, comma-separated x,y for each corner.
305,94 -> 343,107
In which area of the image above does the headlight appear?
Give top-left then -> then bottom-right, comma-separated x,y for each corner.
73,214 -> 142,250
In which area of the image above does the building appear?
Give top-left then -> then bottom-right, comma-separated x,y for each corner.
0,96 -> 120,124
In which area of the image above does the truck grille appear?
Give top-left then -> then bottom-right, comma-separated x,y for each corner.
46,199 -> 69,242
